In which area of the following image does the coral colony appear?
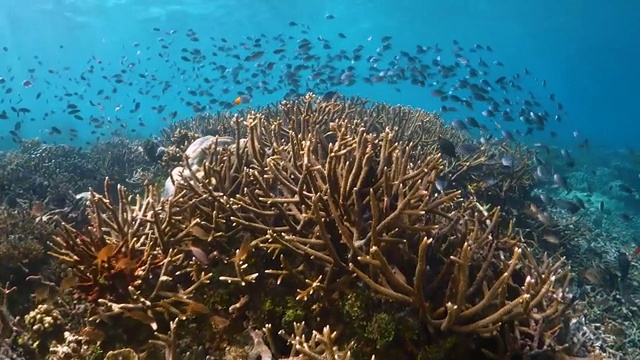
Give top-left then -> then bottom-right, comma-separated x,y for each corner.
0,95 -> 629,359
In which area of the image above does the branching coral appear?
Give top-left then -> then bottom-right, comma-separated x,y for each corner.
279,322 -> 355,359
167,93 -> 572,357
48,94 -> 578,358
49,180 -> 211,332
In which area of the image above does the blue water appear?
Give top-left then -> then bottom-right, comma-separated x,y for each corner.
0,0 -> 638,151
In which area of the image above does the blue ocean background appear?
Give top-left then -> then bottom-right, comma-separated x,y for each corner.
0,0 -> 638,152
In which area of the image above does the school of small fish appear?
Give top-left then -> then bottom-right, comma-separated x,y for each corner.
0,20 -> 569,146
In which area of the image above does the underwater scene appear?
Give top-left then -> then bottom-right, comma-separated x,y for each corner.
0,0 -> 639,359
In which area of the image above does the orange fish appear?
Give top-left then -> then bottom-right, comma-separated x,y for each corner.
30,201 -> 45,216
94,244 -> 115,265
234,95 -> 251,105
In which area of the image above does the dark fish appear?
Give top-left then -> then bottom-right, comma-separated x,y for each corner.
437,136 -> 457,158
539,193 -> 554,206
618,251 -> 631,282
619,214 -> 633,222
465,117 -> 480,128
434,176 -> 447,192
451,119 -> 468,132
457,143 -> 480,156
501,155 -> 515,168
535,165 -> 550,180
244,51 -> 265,61
555,199 -> 581,214
619,184 -> 635,194
130,102 -> 141,113
553,174 -> 570,193
321,91 -> 340,102
561,149 -> 575,167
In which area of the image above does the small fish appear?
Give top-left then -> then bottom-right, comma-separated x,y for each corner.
185,300 -> 210,315
619,213 -> 633,222
59,273 -> 78,292
619,184 -> 635,194
481,175 -> 498,187
434,176 -> 447,192
94,244 -> 116,265
232,240 -> 252,264
539,194 -> 554,206
618,251 -> 631,282
190,225 -> 210,240
501,155 -> 515,168
33,285 -> 51,303
501,130 -> 515,142
189,245 -> 210,265
321,91 -> 339,102
555,199 -> 582,214
244,51 -> 265,62
457,143 -> 480,156
552,173 -> 570,193
465,117 -> 480,128
541,229 -> 561,244
30,201 -> 45,216
80,327 -> 105,342
114,257 -> 136,272
234,94 -> 251,105
210,315 -> 230,330
561,149 -> 575,167
537,211 -> 555,226
535,165 -> 550,180
437,136 -> 457,158
451,119 -> 468,132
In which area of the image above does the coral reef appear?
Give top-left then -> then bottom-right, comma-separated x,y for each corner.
43,94 -> 583,359
0,137 -> 162,210
0,94 -> 627,359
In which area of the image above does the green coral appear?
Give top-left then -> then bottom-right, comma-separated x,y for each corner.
365,313 -> 397,349
418,336 -> 458,360
281,298 -> 306,329
339,288 -> 371,331
260,293 -> 307,330
20,304 -> 65,354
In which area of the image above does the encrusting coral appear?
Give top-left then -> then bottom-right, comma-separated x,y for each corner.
46,94 -> 585,358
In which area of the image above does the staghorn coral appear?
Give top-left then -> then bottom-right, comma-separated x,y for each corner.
279,322 -> 355,360
166,94 -> 573,357
49,181 -> 212,336
49,94 -> 583,358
